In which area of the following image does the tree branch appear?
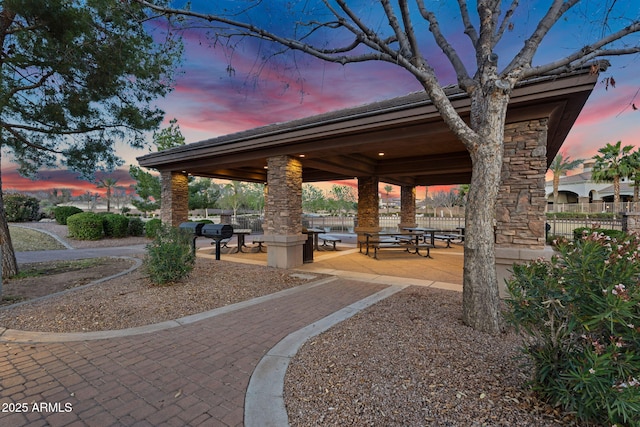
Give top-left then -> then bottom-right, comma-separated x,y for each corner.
398,0 -> 421,65
456,0 -> 479,46
380,0 -> 410,56
1,125 -> 63,154
503,0 -> 579,75
521,21 -> 640,78
493,0 -> 519,48
2,69 -> 56,101
136,0 -> 394,65
416,0 -> 474,90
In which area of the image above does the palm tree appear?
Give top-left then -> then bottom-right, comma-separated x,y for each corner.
591,141 -> 635,211
626,151 -> 640,203
97,177 -> 118,212
549,153 -> 584,207
383,184 -> 393,213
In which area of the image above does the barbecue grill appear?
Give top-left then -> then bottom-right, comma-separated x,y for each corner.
179,222 -> 234,259
178,222 -> 206,254
202,224 -> 234,260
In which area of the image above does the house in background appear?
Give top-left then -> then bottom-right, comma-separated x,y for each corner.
545,160 -> 635,206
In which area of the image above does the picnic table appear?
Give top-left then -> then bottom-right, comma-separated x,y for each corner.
222,228 -> 253,253
361,231 -> 434,259
403,227 -> 463,248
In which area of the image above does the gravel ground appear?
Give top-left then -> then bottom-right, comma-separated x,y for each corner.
7,222 -> 583,426
285,286 -> 583,427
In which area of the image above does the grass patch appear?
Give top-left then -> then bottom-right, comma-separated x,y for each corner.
9,226 -> 67,251
1,295 -> 24,304
12,258 -> 105,279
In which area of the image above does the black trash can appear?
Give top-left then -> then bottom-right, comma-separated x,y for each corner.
302,231 -> 314,263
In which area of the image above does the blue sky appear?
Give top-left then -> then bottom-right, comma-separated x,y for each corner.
4,1 -> 640,198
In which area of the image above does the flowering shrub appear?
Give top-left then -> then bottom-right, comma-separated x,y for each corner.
505,231 -> 640,427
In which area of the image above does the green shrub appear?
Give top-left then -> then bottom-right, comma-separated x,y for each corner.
547,212 -> 615,219
67,212 -> 103,240
144,218 -> 162,238
505,232 -> 640,427
54,206 -> 83,225
572,226 -> 626,242
127,217 -> 145,237
4,193 -> 41,222
143,225 -> 195,285
101,213 -> 129,238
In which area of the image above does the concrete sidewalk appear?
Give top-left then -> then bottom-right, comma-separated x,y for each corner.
15,245 -> 147,264
0,277 -> 391,426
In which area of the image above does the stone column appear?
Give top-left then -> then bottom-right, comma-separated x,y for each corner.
495,119 -> 554,295
160,171 -> 188,226
262,183 -> 268,232
622,212 -> 640,234
262,155 -> 307,268
398,185 -> 417,230
355,176 -> 380,245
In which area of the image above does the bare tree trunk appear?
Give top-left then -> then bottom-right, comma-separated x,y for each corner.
461,91 -> 508,334
0,163 -> 19,279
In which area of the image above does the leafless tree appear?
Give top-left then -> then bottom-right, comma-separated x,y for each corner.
135,0 -> 640,334
429,189 -> 460,218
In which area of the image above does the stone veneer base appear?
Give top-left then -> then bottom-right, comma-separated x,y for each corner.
263,234 -> 308,269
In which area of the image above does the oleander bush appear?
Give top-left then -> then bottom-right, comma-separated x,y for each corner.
67,212 -> 104,240
4,193 -> 41,222
144,225 -> 195,285
101,213 -> 129,238
144,218 -> 162,238
505,231 -> 640,427
53,206 -> 83,225
127,217 -> 145,237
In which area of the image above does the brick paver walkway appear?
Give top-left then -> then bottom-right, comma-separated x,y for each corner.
0,279 -> 387,426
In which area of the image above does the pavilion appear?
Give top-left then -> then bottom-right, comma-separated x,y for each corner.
137,67 -> 600,280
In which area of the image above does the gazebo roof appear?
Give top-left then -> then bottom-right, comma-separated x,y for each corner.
138,68 -> 599,186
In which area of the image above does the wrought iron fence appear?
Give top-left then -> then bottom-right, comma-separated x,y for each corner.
547,201 -> 640,214
193,213 -> 623,238
546,217 -> 623,239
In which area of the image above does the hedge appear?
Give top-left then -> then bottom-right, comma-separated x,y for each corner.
54,206 -> 83,225
67,212 -> 103,240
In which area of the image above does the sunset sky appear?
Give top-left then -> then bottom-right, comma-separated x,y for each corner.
4,1 -> 640,200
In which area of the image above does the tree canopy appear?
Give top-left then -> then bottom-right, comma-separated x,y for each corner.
0,0 -> 182,277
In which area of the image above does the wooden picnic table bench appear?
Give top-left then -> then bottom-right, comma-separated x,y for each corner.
433,233 -> 463,248
361,232 -> 434,259
319,234 -> 341,250
252,237 -> 266,252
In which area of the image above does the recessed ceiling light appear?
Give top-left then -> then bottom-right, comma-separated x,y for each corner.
299,154 -> 305,158
378,152 -> 385,156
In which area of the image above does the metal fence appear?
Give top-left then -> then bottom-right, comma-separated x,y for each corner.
546,217 -> 623,238
195,213 -> 622,238
303,216 -> 355,232
303,215 -> 467,233
547,201 -> 640,214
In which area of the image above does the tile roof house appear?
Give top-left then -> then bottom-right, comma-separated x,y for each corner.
545,160 -> 635,204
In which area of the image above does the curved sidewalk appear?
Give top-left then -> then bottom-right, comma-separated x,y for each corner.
0,277 -> 394,426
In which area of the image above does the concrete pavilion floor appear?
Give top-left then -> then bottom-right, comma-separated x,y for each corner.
196,235 -> 464,291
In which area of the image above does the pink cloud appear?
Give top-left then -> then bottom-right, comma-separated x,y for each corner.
2,166 -> 135,197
